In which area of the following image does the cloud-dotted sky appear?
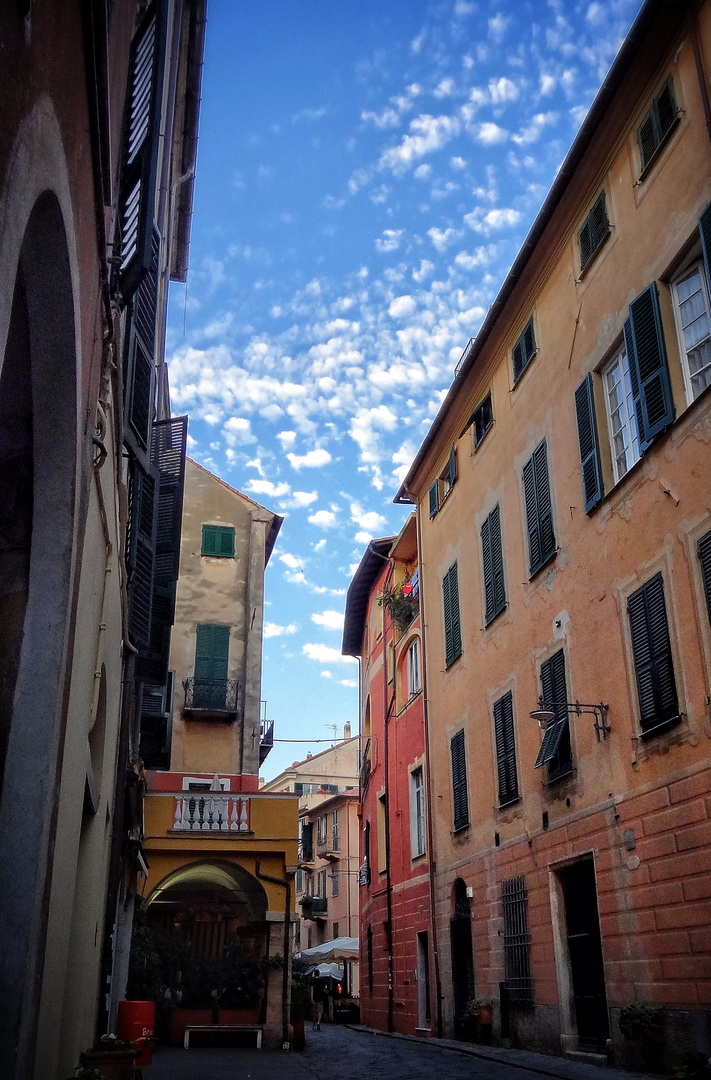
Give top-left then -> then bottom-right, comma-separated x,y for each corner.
166,0 -> 644,779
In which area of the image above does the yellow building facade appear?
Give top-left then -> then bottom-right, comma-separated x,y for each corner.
397,0 -> 711,1066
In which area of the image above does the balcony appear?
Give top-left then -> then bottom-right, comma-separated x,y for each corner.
171,794 -> 251,833
183,677 -> 240,720
259,719 -> 274,764
300,894 -> 327,916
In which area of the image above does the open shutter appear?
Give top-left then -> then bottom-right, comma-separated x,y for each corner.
451,730 -> 469,829
628,573 -> 679,734
124,224 -> 160,467
127,462 -> 157,648
494,691 -> 518,804
428,481 -> 439,518
482,505 -> 505,623
624,283 -> 674,451
699,530 -> 711,628
535,650 -> 568,768
443,562 -> 461,666
448,446 -> 457,488
574,373 -> 604,512
522,456 -> 541,574
442,568 -> 452,663
118,2 -> 168,300
534,441 -> 555,563
700,203 -> 711,290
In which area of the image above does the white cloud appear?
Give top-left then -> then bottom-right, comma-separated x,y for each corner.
314,538 -> 327,553
488,77 -> 519,105
287,448 -> 332,469
279,552 -> 304,570
427,226 -> 460,253
378,113 -> 461,176
450,155 -> 467,170
340,678 -> 357,688
488,13 -> 509,41
412,259 -> 434,283
223,416 -> 256,445
465,207 -> 522,234
302,642 -> 356,665
413,163 -> 431,179
311,610 -> 345,631
388,295 -> 416,319
433,77 -> 455,99
291,490 -> 318,507
264,621 -> 298,638
244,478 -> 291,498
308,509 -> 338,529
354,530 -> 373,544
350,500 -> 387,534
512,112 -> 557,145
476,122 -> 509,145
292,106 -> 326,123
375,229 -> 403,253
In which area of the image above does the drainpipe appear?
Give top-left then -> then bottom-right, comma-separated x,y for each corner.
380,556 -> 396,1034
690,11 -> 711,151
255,859 -> 291,1046
413,496 -> 443,1039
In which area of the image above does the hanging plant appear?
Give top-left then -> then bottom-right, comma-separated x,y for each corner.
379,586 -> 417,633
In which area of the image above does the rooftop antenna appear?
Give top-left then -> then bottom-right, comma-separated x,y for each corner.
325,723 -> 338,742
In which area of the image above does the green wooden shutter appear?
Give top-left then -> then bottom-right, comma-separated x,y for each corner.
574,373 -> 604,512
194,624 -> 230,685
522,456 -> 541,573
579,192 -> 609,273
628,573 -> 679,734
202,525 -> 218,554
127,462 -> 157,648
535,650 -> 569,768
624,282 -> 674,451
428,481 -> 439,518
482,505 -> 506,623
494,691 -> 518,804
699,203 -> 711,290
523,440 -> 556,576
699,530 -> 711,629
443,562 -> 461,666
218,527 -> 235,556
512,317 -> 536,381
638,78 -> 678,172
450,730 -> 469,829
448,446 -> 457,488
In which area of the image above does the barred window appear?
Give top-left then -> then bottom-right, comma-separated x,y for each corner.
502,875 -> 533,1004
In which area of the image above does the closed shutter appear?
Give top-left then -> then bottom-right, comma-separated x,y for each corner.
535,650 -> 569,768
623,282 -> 674,452
699,530 -> 711,628
700,203 -> 711,291
195,624 -> 230,686
574,373 -> 604,512
118,2 -> 168,300
202,525 -> 218,554
450,730 -> 469,829
579,192 -> 609,272
219,527 -> 235,556
443,562 -> 462,666
429,481 -> 440,518
523,440 -> 556,576
482,504 -> 506,623
494,691 -> 518,804
124,224 -> 160,466
512,317 -> 536,381
127,461 -> 157,648
628,573 -> 679,734
638,78 -> 678,172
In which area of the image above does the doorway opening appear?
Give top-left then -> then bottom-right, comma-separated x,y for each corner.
555,858 -> 609,1052
450,878 -> 474,1036
416,930 -> 430,1029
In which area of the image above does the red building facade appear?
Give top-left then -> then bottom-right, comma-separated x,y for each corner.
343,516 -> 437,1036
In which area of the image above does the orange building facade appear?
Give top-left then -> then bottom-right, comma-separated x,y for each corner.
344,517 -> 436,1035
395,0 -> 711,1067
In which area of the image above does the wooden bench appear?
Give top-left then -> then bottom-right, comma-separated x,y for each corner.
183,1023 -> 263,1049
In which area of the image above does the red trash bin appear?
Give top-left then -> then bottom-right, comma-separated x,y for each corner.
117,1000 -> 156,1067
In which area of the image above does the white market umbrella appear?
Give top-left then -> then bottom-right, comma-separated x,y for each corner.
296,935 -> 359,963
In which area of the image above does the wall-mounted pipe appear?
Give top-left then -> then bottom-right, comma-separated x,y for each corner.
255,859 -> 291,1046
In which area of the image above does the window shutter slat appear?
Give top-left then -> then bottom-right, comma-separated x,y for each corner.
628,573 -> 679,732
700,203 -> 711,293
202,525 -> 217,554
446,562 -> 462,664
442,569 -> 453,664
626,283 -> 674,450
699,530 -> 711,629
481,514 -> 494,620
482,505 -> 506,623
127,463 -> 157,647
574,373 -> 604,512
533,441 -> 555,562
429,481 -> 439,518
522,457 -> 541,574
449,445 -> 457,487
535,650 -> 568,768
451,730 -> 469,829
494,691 -> 518,804
219,528 -> 235,556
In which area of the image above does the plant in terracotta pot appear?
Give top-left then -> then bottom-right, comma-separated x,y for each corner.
618,1003 -> 664,1044
290,979 -> 311,1052
79,1035 -> 139,1080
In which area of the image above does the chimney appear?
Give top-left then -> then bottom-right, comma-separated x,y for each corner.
344,722 -> 351,740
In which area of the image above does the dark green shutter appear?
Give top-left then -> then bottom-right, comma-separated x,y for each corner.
624,282 -> 674,451
579,192 -> 609,272
124,225 -> 160,465
574,373 -> 604,512
451,730 -> 469,829
219,527 -> 235,556
535,650 -> 569,768
448,446 -> 457,488
443,562 -> 461,666
628,573 -> 679,734
700,203 -> 711,290
194,624 -> 230,685
638,77 -> 678,172
127,462 -> 157,648
429,481 -> 439,518
513,317 -> 536,381
202,525 -> 218,554
699,530 -> 711,629
482,504 -> 506,623
494,691 -> 518,804
523,440 -> 556,576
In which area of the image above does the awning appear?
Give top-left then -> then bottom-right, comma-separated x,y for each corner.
295,935 -> 359,963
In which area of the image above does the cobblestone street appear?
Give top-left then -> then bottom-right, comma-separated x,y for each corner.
147,1024 -> 652,1080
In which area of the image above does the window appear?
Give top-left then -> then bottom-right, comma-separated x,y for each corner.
512,317 -> 536,382
574,372 -> 604,511
627,572 -> 680,737
450,730 -> 469,830
367,925 -> 374,993
481,504 -> 506,624
301,821 -> 314,862
317,869 -> 327,898
363,820 -> 371,876
699,530 -> 711,629
535,649 -> 572,780
333,921 -> 339,939
671,262 -> 711,403
201,524 -> 235,557
502,875 -> 533,1004
193,624 -> 230,706
332,809 -> 339,851
331,870 -> 339,898
623,283 -> 674,452
522,440 -> 556,577
377,794 -> 387,873
493,691 -> 518,806
317,815 -> 327,846
578,191 -> 609,273
305,872 -> 313,896
442,562 -> 462,666
473,391 -> 493,447
407,639 -> 421,698
428,447 -> 457,517
637,76 -> 678,173
296,868 -> 303,893
603,347 -> 641,482
410,767 -> 425,858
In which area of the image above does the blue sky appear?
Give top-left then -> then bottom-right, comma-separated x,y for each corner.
166,0 -> 644,780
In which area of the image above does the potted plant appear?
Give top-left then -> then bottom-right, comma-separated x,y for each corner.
461,997 -> 494,1040
290,979 -> 311,1052
78,1035 -> 139,1080
618,1002 -> 664,1044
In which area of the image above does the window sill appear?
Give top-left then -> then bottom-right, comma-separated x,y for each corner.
511,349 -> 538,390
411,850 -> 427,862
577,227 -> 611,281
445,650 -> 463,670
637,115 -> 680,185
543,766 -> 575,787
484,602 -> 508,629
452,821 -> 470,835
527,548 -> 558,583
497,795 -> 521,811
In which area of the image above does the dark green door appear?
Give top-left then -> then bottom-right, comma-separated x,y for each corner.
194,624 -> 230,708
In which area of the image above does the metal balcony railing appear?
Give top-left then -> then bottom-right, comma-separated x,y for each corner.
300,894 -> 327,914
183,677 -> 239,716
259,718 -> 274,764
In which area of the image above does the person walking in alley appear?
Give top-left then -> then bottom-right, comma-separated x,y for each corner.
311,977 -> 325,1030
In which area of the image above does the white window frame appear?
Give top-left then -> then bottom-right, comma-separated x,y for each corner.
407,638 -> 421,698
331,867 -> 339,897
317,814 -> 327,845
603,346 -> 641,483
332,809 -> 339,851
410,766 -> 426,859
182,776 -> 230,791
671,260 -> 711,405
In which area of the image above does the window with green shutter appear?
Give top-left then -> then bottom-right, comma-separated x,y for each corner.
522,440 -> 556,577
493,691 -> 518,805
450,730 -> 469,830
623,282 -> 674,452
193,624 -> 230,707
627,573 -> 680,737
442,561 -> 462,666
637,76 -> 678,174
512,317 -> 536,382
578,191 -> 609,273
428,481 -> 440,518
574,373 -> 604,512
481,504 -> 506,624
535,649 -> 572,779
699,530 -> 711,629
201,524 -> 235,557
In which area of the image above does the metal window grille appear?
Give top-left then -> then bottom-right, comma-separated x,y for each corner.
502,875 -> 533,1005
